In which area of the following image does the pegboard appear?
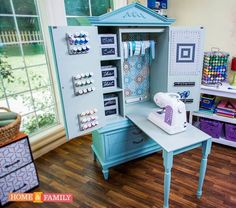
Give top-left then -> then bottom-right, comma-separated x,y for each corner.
169,28 -> 204,76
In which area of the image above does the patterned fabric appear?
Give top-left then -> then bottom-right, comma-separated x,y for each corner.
124,51 -> 150,102
0,138 -> 32,178
0,163 -> 39,205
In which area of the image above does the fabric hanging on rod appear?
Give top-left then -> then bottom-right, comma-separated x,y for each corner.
123,40 -> 155,60
129,41 -> 133,57
150,40 -> 155,59
134,41 -> 141,56
123,42 -> 128,59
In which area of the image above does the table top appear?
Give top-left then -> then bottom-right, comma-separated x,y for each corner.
126,101 -> 211,152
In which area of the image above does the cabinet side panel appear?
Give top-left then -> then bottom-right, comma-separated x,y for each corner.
150,28 -> 169,98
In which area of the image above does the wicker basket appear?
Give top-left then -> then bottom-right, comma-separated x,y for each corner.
0,107 -> 21,146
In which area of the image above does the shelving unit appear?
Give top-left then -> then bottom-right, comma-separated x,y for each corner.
190,83 -> 236,148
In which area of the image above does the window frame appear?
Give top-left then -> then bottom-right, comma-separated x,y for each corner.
0,0 -> 60,136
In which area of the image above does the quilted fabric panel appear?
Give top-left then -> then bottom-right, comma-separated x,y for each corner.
124,51 -> 150,101
0,162 -> 39,206
0,138 -> 32,178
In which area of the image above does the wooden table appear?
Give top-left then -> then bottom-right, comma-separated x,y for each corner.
127,102 -> 212,208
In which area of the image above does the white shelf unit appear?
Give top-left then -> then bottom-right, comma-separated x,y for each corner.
190,83 -> 236,147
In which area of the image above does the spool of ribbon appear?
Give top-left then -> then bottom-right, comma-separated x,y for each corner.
231,57 -> 236,71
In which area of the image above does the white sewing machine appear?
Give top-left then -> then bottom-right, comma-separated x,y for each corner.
148,92 -> 187,134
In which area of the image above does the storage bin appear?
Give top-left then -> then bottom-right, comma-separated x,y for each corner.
200,94 -> 216,110
225,123 -> 236,141
199,118 -> 223,138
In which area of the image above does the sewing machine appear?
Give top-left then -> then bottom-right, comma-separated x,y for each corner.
148,92 -> 187,134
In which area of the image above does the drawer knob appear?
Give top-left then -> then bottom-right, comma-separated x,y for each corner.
133,138 -> 144,144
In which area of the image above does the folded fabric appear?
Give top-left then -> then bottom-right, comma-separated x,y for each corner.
0,119 -> 15,127
0,112 -> 17,120
216,100 -> 236,113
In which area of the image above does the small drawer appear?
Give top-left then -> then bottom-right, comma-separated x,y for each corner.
105,126 -> 155,159
0,138 -> 32,178
0,162 -> 39,206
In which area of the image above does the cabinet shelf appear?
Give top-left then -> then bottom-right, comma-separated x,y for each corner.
200,83 -> 236,99
105,115 -> 126,123
103,87 -> 123,94
212,137 -> 236,148
192,111 -> 236,124
101,56 -> 121,61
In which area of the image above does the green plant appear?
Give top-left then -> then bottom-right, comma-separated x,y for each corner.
0,54 -> 14,83
23,112 -> 56,134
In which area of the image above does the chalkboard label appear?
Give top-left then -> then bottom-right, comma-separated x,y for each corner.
104,98 -> 117,107
105,108 -> 117,116
101,47 -> 116,56
102,70 -> 115,78
102,80 -> 115,88
101,36 -> 115,45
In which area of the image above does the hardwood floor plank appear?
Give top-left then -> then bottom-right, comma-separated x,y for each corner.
7,135 -> 236,208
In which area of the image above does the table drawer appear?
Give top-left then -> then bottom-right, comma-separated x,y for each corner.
0,162 -> 39,206
105,126 -> 156,159
0,138 -> 32,178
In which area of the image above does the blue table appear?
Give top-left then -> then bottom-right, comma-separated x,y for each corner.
127,102 -> 212,208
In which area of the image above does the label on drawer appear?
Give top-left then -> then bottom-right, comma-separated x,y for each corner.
0,163 -> 39,206
0,138 -> 32,178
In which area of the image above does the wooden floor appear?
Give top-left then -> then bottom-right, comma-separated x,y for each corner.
8,135 -> 236,208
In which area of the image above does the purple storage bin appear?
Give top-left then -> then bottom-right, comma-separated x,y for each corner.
199,118 -> 223,138
225,123 -> 236,141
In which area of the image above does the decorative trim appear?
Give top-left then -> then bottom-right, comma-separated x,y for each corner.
88,3 -> 175,26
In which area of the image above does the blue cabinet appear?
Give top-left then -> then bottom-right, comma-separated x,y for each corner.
92,119 -> 161,179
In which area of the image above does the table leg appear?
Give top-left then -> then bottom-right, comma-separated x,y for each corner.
197,139 -> 212,199
163,150 -> 174,208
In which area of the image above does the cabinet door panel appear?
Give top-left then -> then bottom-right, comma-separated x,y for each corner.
50,26 -> 105,139
168,27 -> 204,111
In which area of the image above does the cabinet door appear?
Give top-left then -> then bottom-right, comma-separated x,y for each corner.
168,27 -> 204,111
50,26 -> 105,139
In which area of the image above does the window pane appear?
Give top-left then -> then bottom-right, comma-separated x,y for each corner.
91,0 -> 111,16
0,98 -> 8,107
0,81 -> 5,98
67,17 -> 91,26
21,112 -> 38,134
64,0 -> 90,16
17,17 -> 42,42
0,16 -> 18,44
3,68 -> 30,95
28,65 -> 50,90
32,86 -> 54,111
0,0 -> 12,14
8,91 -> 34,115
1,44 -> 24,69
12,0 -> 36,15
36,106 -> 57,130
23,43 -> 46,66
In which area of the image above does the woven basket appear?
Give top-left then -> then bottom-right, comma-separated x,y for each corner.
0,107 -> 21,146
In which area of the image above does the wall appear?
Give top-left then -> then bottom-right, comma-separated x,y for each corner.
168,0 -> 236,57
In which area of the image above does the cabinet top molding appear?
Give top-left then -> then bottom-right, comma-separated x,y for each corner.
89,3 -> 176,26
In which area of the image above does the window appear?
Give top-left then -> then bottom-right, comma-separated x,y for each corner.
65,0 -> 113,26
0,0 -> 59,135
